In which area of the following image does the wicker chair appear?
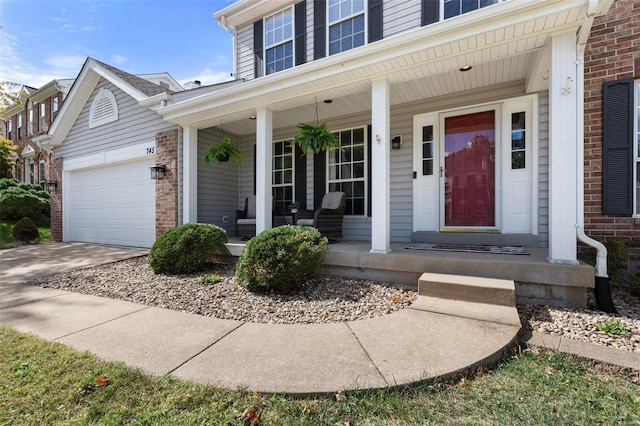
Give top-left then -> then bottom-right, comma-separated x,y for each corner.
295,192 -> 346,239
235,196 -> 257,238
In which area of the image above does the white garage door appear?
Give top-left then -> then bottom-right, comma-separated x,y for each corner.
67,158 -> 156,248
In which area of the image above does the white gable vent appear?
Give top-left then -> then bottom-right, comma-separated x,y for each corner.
89,87 -> 119,128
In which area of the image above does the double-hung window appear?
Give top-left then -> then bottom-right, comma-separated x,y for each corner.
444,0 -> 500,19
17,114 -> 22,140
265,8 -> 293,75
328,127 -> 366,215
52,97 -> 59,119
328,0 -> 365,55
27,103 -> 33,136
272,140 -> 294,214
39,103 -> 46,131
7,119 -> 12,140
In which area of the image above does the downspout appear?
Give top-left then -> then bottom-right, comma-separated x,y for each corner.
575,0 -> 616,313
219,15 -> 238,78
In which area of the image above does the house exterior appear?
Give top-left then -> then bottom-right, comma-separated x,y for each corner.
1,81 -> 72,183
583,0 -> 640,263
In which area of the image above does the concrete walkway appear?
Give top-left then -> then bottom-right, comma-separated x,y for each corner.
3,243 -> 634,394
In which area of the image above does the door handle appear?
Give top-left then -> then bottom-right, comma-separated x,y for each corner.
440,166 -> 446,177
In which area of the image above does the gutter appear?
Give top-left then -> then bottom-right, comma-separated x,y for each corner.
575,0 -> 616,313
219,15 -> 238,78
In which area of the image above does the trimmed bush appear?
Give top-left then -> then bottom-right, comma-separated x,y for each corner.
148,223 -> 228,275
236,225 -> 328,293
0,180 -> 50,220
12,217 -> 39,243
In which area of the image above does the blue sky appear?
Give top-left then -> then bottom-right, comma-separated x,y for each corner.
0,0 -> 236,89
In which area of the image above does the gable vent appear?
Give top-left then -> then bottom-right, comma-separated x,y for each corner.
89,87 -> 119,128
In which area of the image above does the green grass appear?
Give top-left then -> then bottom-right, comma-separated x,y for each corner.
1,326 -> 638,425
0,219 -> 50,248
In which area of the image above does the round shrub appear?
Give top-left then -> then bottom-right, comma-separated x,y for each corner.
0,186 -> 50,220
236,225 -> 328,293
12,217 -> 39,243
148,223 -> 228,275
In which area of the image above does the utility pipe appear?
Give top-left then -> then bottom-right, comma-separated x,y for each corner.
575,0 -> 616,313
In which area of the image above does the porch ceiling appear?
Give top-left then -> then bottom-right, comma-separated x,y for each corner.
160,0 -> 589,136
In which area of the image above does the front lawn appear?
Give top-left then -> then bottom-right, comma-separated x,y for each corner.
1,326 -> 638,425
0,219 -> 51,249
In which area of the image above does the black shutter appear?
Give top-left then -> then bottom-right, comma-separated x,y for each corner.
294,144 -> 307,206
368,0 -> 383,43
313,151 -> 326,209
314,0 -> 326,60
253,20 -> 263,78
602,78 -> 634,215
295,1 -> 307,66
367,125 -> 372,217
421,0 -> 439,26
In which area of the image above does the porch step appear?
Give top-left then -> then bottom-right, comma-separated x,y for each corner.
418,273 -> 516,307
410,296 -> 521,327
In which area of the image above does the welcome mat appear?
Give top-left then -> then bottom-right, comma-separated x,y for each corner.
405,243 -> 529,255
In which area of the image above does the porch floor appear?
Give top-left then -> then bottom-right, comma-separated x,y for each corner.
222,239 -> 595,307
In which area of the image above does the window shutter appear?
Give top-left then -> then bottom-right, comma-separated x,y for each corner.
367,125 -> 372,217
253,20 -> 264,78
294,144 -> 307,206
421,0 -> 439,26
295,1 -> 307,66
602,78 -> 634,215
368,0 -> 383,43
313,151 -> 326,209
313,0 -> 326,60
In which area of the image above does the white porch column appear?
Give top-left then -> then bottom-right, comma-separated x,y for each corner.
370,78 -> 391,253
256,107 -> 273,233
547,31 -> 579,265
182,125 -> 198,224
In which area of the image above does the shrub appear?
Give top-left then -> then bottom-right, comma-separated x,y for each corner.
12,217 -> 39,243
0,178 -> 18,191
148,223 -> 228,275
0,186 -> 50,220
236,225 -> 328,293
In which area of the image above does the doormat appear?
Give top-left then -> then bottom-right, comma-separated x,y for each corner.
405,243 -> 529,255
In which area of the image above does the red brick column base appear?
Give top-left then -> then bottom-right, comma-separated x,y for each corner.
155,129 -> 179,237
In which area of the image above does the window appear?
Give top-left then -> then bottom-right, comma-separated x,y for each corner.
421,125 -> 434,176
89,88 -> 118,128
39,157 -> 46,185
272,140 -> 294,214
511,112 -> 526,169
265,8 -> 293,75
17,114 -> 22,139
444,0 -> 500,19
52,97 -> 59,119
328,0 -> 365,55
39,103 -> 46,131
27,103 -> 33,136
328,127 -> 366,215
26,158 -> 34,184
7,119 -> 12,140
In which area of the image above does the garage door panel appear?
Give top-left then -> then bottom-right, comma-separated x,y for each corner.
67,159 -> 156,248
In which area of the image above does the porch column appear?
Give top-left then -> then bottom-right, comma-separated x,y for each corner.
547,31 -> 579,265
182,125 -> 198,224
370,78 -> 391,253
256,107 -> 273,233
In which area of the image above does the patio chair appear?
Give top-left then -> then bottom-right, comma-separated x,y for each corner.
235,195 -> 257,238
295,191 -> 346,239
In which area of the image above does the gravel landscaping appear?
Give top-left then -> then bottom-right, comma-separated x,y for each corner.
27,256 -> 639,353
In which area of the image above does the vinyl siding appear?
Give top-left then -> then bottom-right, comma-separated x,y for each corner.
537,92 -> 549,248
236,24 -> 254,81
56,79 -> 176,160
197,128 -> 240,235
383,0 -> 421,38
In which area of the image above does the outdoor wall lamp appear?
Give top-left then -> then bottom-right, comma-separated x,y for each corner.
391,135 -> 403,150
45,180 -> 58,193
150,164 -> 166,180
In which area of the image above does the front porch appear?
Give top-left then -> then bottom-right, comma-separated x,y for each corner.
219,239 -> 594,308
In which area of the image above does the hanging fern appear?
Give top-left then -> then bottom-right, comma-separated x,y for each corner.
290,122 -> 342,154
203,136 -> 244,166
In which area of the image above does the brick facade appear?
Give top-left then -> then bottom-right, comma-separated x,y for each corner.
583,0 -> 640,246
155,129 -> 180,236
49,156 -> 63,242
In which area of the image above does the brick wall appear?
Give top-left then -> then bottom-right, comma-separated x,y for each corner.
583,0 -> 640,247
155,128 -> 179,236
49,156 -> 63,242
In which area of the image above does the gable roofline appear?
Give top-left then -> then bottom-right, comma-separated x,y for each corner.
29,79 -> 75,104
37,57 -> 174,148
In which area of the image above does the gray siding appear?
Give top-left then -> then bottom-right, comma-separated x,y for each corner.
56,79 -> 176,160
537,92 -> 549,248
236,24 -> 254,81
383,0 -> 422,38
197,128 -> 240,235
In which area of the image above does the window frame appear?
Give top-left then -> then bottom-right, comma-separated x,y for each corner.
39,157 -> 46,185
327,126 -> 368,216
52,97 -> 59,119
17,114 -> 22,139
7,118 -> 12,140
39,103 -> 46,131
327,0 -> 367,56
264,6 -> 295,76
442,0 -> 503,20
27,102 -> 33,136
272,139 -> 295,214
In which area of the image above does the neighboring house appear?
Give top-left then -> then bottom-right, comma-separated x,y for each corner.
0,81 -> 72,184
583,0 -> 640,264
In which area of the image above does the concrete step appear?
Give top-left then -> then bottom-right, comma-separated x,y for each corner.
410,296 -> 522,327
418,272 -> 516,307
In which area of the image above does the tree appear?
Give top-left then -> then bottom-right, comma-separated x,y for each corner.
0,81 -> 25,112
0,137 -> 17,178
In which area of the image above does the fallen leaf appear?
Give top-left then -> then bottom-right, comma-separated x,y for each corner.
96,376 -> 111,387
392,296 -> 401,303
238,407 -> 261,424
335,391 -> 346,401
302,405 -> 313,415
459,377 -> 467,387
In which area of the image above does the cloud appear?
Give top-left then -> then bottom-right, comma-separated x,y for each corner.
180,68 -> 234,86
110,55 -> 127,65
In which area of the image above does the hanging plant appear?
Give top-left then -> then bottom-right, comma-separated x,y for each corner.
290,122 -> 342,154
203,136 -> 244,166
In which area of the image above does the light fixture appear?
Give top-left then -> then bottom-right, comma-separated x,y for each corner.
45,180 -> 58,192
150,164 -> 166,180
391,135 -> 402,150
249,115 -> 256,120
459,65 -> 473,72
323,99 -> 333,104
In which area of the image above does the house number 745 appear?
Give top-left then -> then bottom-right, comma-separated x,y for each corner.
146,147 -> 155,155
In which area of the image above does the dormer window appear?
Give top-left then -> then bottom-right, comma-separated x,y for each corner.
89,88 -> 118,129
265,8 -> 294,75
328,0 -> 365,55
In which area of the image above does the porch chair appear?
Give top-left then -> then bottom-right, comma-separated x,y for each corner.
235,195 -> 257,238
295,191 -> 346,239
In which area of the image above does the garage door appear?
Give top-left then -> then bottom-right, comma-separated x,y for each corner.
67,158 -> 156,248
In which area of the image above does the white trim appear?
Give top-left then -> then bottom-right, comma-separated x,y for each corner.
264,6 -> 295,76
327,0 -> 367,56
63,141 -> 155,172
